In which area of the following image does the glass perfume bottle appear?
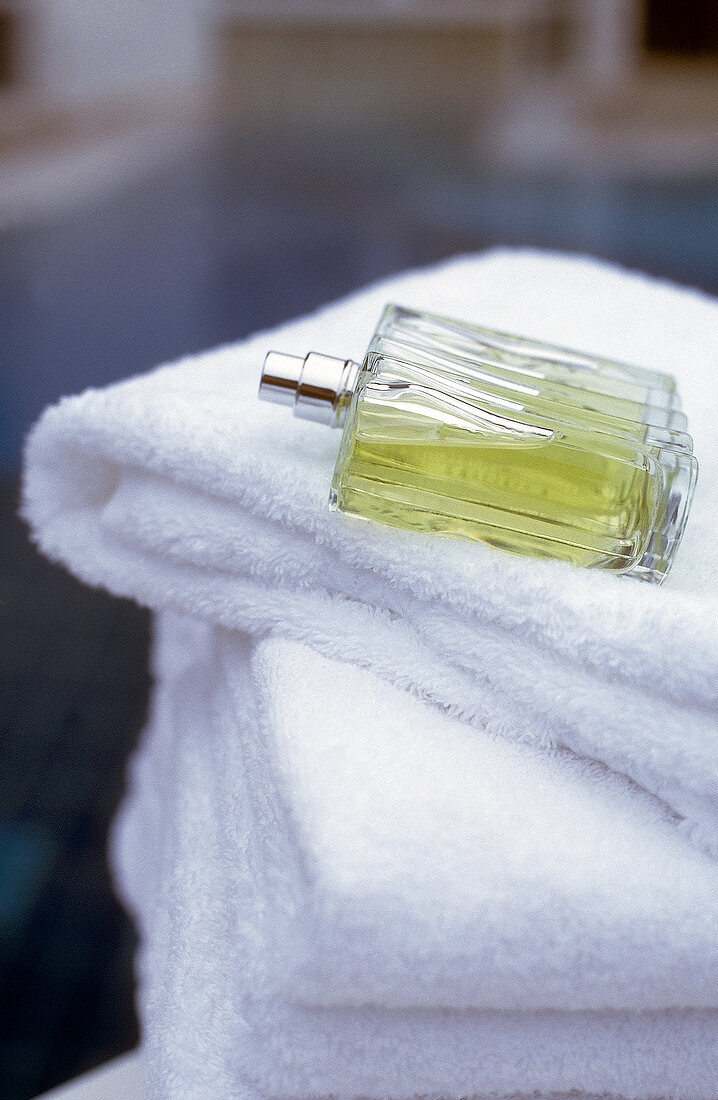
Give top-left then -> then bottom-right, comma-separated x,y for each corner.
259,304 -> 698,583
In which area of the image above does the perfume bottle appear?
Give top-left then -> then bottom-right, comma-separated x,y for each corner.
259,305 -> 698,583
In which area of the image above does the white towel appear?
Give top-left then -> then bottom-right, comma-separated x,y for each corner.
22,249 -> 718,853
111,611 -> 718,1100
21,249 -> 718,1097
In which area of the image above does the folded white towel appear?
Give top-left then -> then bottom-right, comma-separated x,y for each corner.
22,250 -> 718,854
22,250 -> 718,1098
111,611 -> 718,1100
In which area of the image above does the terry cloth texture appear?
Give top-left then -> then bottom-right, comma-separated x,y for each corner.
111,612 -> 718,1100
22,250 -> 718,1098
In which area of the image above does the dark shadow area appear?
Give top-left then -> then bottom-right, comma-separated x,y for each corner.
644,0 -> 718,56
0,480 -> 147,1099
0,10 -> 19,89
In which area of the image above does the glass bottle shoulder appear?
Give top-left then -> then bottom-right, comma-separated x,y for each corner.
377,304 -> 678,399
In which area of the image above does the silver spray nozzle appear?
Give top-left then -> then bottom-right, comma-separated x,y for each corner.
259,350 -> 359,427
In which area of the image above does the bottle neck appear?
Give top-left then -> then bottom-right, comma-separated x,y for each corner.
259,350 -> 359,427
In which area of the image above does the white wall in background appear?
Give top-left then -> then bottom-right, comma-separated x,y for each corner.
12,0 -> 214,107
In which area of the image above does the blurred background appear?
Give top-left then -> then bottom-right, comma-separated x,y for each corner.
2,1 -> 718,1096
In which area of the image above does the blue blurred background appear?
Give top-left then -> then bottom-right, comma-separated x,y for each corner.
2,2 -> 718,1096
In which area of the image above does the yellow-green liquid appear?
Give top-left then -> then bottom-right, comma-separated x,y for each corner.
336,412 -> 657,570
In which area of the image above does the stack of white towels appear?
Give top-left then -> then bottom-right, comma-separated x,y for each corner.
23,251 -> 718,1099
